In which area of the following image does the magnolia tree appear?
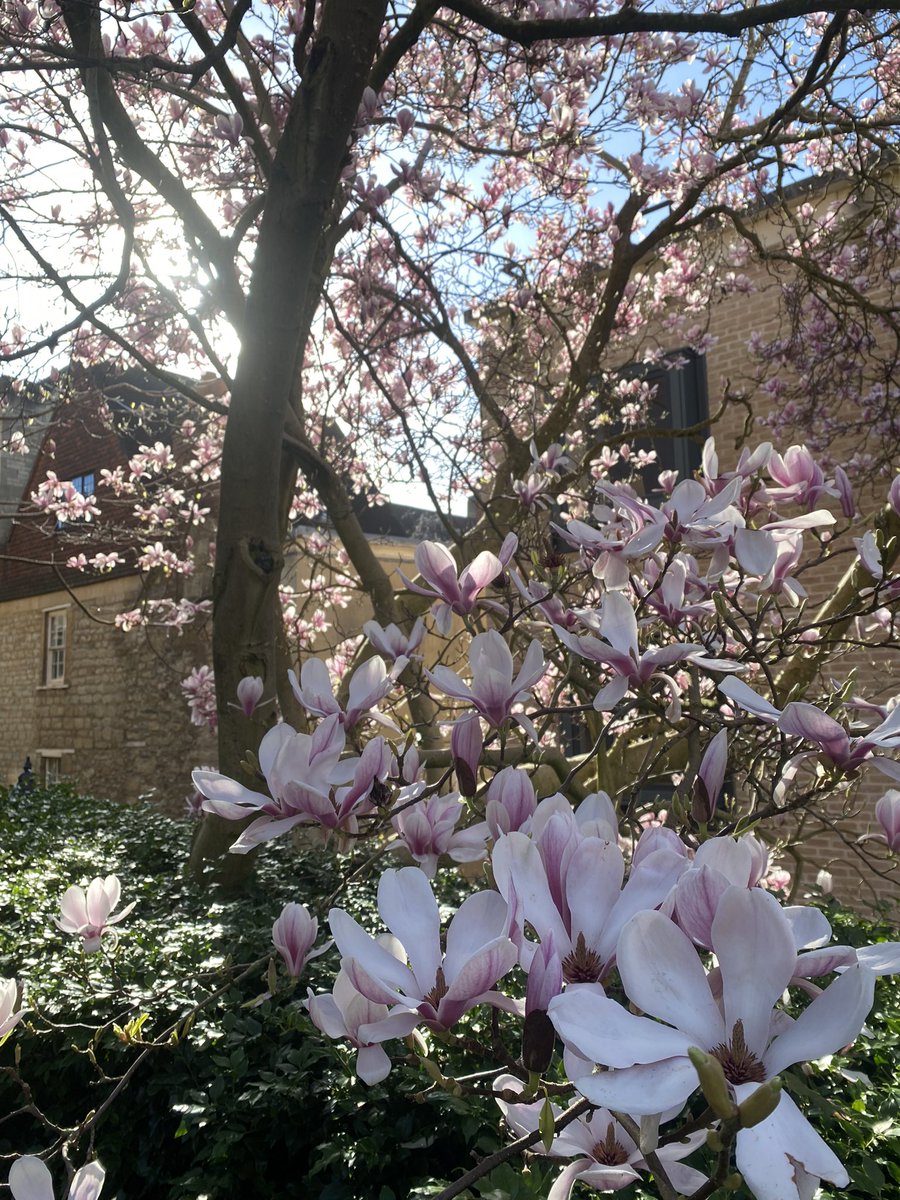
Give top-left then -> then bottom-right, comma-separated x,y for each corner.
4,0 -> 900,867
5,438 -> 900,1198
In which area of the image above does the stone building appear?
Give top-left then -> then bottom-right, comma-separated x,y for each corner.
0,370 -> 218,808
0,371 -> 450,812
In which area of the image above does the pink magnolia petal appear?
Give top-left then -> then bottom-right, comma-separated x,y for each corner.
855,942 -> 900,974
674,865 -> 731,949
616,911 -> 724,1047
58,885 -> 88,931
491,832 -> 571,954
599,849 -> 690,964
549,989 -> 692,1069
765,963 -> 875,1077
443,890 -> 510,982
329,907 -> 417,996
415,541 -> 460,596
600,590 -> 639,656
712,887 -> 797,1060
547,1160 -> 594,1200
565,839 -> 625,954
437,938 -> 518,1027
357,1009 -> 422,1044
572,1059 -> 700,1117
228,813 -> 306,852
356,1042 -> 393,1085
460,550 -> 502,596
781,905 -> 832,950
793,946 -> 858,979
69,1163 -> 106,1200
424,664 -> 474,705
592,675 -> 630,712
307,991 -> 348,1039
778,703 -> 849,758
343,956 -> 416,1009
735,528 -> 777,576
718,678 -> 781,720
192,769 -> 271,815
693,837 -> 754,886
577,1163 -> 643,1193
8,1156 -> 54,1200
734,1089 -> 848,1196
377,868 -> 442,996
85,878 -> 112,927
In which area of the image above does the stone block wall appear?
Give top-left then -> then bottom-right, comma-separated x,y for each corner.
0,576 -> 216,814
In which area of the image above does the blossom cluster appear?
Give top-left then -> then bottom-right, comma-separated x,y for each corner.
186,437 -> 900,1200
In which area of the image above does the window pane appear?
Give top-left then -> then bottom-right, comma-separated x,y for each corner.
45,612 -> 66,683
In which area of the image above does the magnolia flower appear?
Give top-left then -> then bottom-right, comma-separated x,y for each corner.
8,1157 -> 105,1200
0,978 -> 24,1041
557,591 -> 734,712
815,868 -> 834,895
554,489 -> 665,590
390,791 -> 488,877
362,617 -> 425,661
192,715 -> 351,851
485,767 -> 536,840
764,444 -> 832,509
272,902 -> 328,978
55,876 -> 136,953
549,888 -> 876,1200
495,1076 -> 707,1199
308,965 -> 399,1084
660,476 -> 746,558
235,675 -> 264,717
399,535 -> 517,634
288,655 -> 407,731
693,729 -> 728,820
426,630 -> 544,738
720,679 -> 900,782
329,866 -> 517,1033
213,111 -> 243,145
637,555 -> 713,627
493,816 -> 688,985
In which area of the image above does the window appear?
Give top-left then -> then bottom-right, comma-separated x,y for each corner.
56,470 -> 95,529
551,351 -> 709,555
44,609 -> 67,685
603,350 -> 709,501
71,470 -> 95,497
42,754 -> 61,786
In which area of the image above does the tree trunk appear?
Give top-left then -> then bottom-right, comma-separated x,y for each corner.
189,0 -> 391,881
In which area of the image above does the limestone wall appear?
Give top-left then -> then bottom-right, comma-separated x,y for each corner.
0,576 -> 216,813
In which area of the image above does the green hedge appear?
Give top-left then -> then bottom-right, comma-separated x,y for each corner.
1,786 -> 898,1199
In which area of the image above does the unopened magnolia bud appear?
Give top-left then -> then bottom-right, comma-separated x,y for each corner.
451,713 -> 482,797
724,1173 -> 743,1191
737,1077 -> 782,1128
705,1128 -> 723,1152
522,1009 -> 556,1074
538,1096 -> 555,1153
688,1047 -> 736,1120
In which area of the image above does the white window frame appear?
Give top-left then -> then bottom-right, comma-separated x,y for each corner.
43,606 -> 69,686
36,748 -> 74,786
42,754 -> 61,785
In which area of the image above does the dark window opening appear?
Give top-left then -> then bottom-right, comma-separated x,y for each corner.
600,350 -> 709,502
56,470 -> 95,530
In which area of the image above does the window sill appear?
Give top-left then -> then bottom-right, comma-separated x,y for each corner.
36,682 -> 69,691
